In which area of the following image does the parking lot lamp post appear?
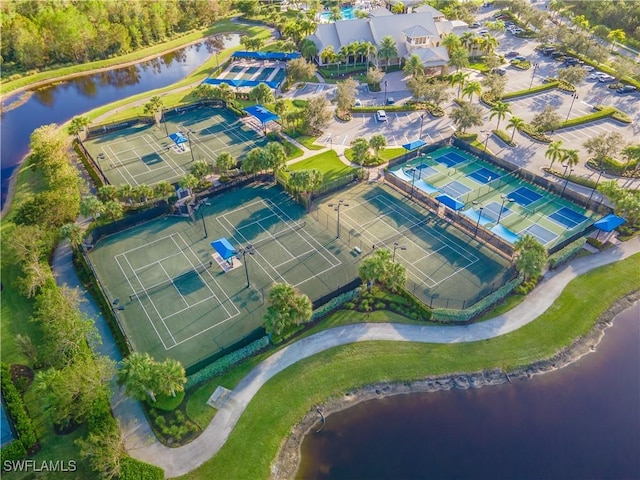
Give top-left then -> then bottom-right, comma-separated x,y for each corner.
392,242 -> 407,263
587,170 -> 604,209
472,201 -> 484,237
162,109 -> 169,136
529,63 -> 539,89
484,131 -> 491,151
237,245 -> 255,288
328,200 -> 349,239
409,167 -> 417,200
496,195 -> 514,225
200,206 -> 208,239
185,130 -> 195,163
561,168 -> 574,197
419,113 -> 426,140
566,93 -> 579,122
384,80 -> 388,106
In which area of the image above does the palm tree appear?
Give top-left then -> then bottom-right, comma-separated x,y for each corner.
507,116 -> 525,143
448,47 -> 469,71
156,358 -> 186,397
59,223 -> 84,248
300,39 -> 318,60
264,142 -> 287,177
350,137 -> 371,172
441,33 -> 462,54
369,134 -> 387,159
290,169 -> 322,210
514,234 -> 547,281
378,35 -> 397,71
68,116 -> 90,139
607,29 -> 626,52
479,34 -> 499,55
403,54 -> 424,78
462,80 -> 482,102
450,71 -> 469,99
143,96 -> 163,125
118,352 -> 158,402
561,148 -> 580,169
460,32 -> 475,50
153,181 -> 175,200
391,1 -> 405,14
360,41 -> 376,65
329,6 -> 342,21
319,45 -> 335,65
489,101 -> 511,130
545,140 -> 564,169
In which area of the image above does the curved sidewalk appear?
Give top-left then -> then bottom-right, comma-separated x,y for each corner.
122,237 -> 639,478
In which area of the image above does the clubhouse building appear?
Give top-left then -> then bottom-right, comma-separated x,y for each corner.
306,6 -> 468,75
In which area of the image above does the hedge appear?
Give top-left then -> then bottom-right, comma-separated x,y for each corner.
558,106 -> 632,130
0,441 -> 27,463
510,59 -> 531,70
0,363 -> 37,453
494,129 -> 516,147
311,288 -> 361,322
119,456 -> 164,480
87,394 -> 118,435
548,238 -> 587,270
432,277 -> 523,322
185,336 -> 270,390
519,122 -> 552,143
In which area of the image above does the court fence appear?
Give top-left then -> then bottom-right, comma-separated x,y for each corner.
384,173 -> 516,260
275,171 -> 362,212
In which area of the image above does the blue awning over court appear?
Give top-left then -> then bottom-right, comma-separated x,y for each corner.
435,194 -> 464,211
244,105 -> 279,125
593,214 -> 625,232
169,132 -> 187,144
402,139 -> 427,151
232,51 -> 301,61
490,224 -> 520,244
211,238 -> 236,260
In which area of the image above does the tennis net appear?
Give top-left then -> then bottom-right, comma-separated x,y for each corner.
129,263 -> 210,300
252,221 -> 306,248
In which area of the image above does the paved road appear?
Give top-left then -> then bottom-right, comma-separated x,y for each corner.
116,237 -> 638,478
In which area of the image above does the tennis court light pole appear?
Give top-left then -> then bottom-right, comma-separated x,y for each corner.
472,201 -> 484,237
409,167 -> 417,200
186,131 -> 195,163
561,168 -> 574,197
238,245 -> 255,288
328,200 -> 348,239
392,242 -> 407,262
384,80 -> 388,106
496,195 -> 514,225
419,113 -> 426,140
161,109 -> 169,136
588,170 -> 604,209
200,207 -> 208,239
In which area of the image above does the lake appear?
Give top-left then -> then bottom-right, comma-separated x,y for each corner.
298,303 -> 640,479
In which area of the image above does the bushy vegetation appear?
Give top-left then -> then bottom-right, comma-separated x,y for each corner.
0,363 -> 37,459
548,238 -> 588,270
120,456 -> 165,480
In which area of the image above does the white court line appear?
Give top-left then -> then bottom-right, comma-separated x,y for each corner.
141,134 -> 184,177
158,262 -> 189,308
114,255 -> 170,350
104,144 -> 138,185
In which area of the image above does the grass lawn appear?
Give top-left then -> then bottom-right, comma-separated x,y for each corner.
178,252 -> 640,480
1,162 -> 93,478
283,150 -> 356,184
345,146 -> 406,164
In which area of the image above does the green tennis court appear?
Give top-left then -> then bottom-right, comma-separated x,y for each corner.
83,106 -> 269,186
87,182 -> 511,367
390,146 -> 598,249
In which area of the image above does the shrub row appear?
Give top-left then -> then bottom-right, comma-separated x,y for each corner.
185,336 -> 270,390
557,79 -> 576,93
494,129 -> 516,147
311,288 -> 361,322
543,167 -> 598,188
226,99 -> 247,118
510,60 -> 531,70
519,122 -> 553,143
0,363 -> 37,459
559,106 -> 631,130
87,394 -> 117,435
432,277 -> 523,322
586,158 -> 639,178
548,238 -> 587,270
404,101 -> 446,117
119,456 -> 164,480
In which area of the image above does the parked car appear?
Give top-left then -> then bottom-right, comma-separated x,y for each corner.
386,97 -> 395,105
505,51 -> 520,58
542,46 -> 556,55
586,73 -> 600,81
354,99 -> 362,107
552,51 -> 566,59
583,65 -> 595,72
512,28 -> 524,34
513,56 -> 527,62
478,29 -> 489,35
491,67 -> 507,76
376,110 -> 388,122
470,22 -> 481,28
616,85 -> 637,94
598,74 -> 616,83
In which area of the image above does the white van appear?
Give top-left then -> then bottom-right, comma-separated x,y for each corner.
376,110 -> 388,122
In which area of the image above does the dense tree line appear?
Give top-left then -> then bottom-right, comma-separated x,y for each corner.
1,0 -> 229,75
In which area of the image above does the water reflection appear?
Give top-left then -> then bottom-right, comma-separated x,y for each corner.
1,33 -> 241,209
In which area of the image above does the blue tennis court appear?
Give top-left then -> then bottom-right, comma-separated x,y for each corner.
468,167 -> 499,185
442,180 -> 471,198
520,224 -> 558,245
256,67 -> 275,82
482,201 -> 513,223
415,179 -> 439,194
436,152 -> 466,168
509,186 -> 543,206
549,207 -> 587,228
418,165 -> 438,177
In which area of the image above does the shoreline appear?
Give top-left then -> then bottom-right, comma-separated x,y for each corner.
271,291 -> 640,480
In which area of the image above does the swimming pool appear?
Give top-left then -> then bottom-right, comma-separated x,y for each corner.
319,7 -> 362,22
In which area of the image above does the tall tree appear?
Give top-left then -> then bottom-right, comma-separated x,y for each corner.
286,57 -> 317,85
449,71 -> 469,99
450,101 -> 484,133
216,152 -> 236,175
143,96 -> 164,126
350,137 -> 371,172
117,352 -> 159,403
448,47 -> 469,71
264,141 -> 287,176
513,234 -> 547,282
403,54 -> 424,78
462,80 -> 482,103
545,140 -> 564,169
263,283 -> 312,337
156,358 -> 186,397
249,83 -> 274,105
335,78 -> 358,115
583,132 -> 624,169
302,96 -> 331,135
68,116 -> 90,139
531,106 -> 562,132
369,134 -> 387,159
377,35 -> 397,71
489,101 -> 511,130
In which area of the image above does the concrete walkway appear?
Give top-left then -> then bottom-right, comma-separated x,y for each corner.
117,237 -> 638,478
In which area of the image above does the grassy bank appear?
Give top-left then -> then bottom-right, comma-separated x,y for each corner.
283,150 -> 357,184
179,253 -> 640,480
1,18 -> 253,96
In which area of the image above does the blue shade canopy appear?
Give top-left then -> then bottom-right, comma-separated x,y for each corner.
244,105 -> 279,124
232,51 -> 301,60
402,139 -> 427,151
169,132 -> 187,144
593,214 -> 625,232
202,78 -> 282,89
211,238 -> 236,260
435,194 -> 464,211
490,224 -> 520,244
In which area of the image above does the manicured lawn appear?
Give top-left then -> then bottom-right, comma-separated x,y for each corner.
284,150 -> 357,184
178,253 -> 640,480
345,146 -> 406,163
